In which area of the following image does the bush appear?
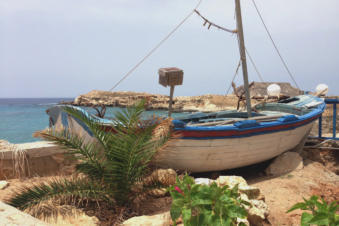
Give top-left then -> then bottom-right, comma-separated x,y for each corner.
168,174 -> 249,226
287,195 -> 339,226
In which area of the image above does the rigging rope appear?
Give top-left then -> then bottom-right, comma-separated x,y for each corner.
109,0 -> 203,91
194,10 -> 237,33
251,0 -> 300,89
226,60 -> 241,95
245,48 -> 264,82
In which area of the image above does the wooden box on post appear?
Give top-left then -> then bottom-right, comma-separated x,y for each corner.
158,67 -> 183,87
158,67 -> 183,117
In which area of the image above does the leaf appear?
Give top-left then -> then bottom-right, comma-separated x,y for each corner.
309,213 -> 329,225
300,212 -> 313,226
170,205 -> 182,222
287,202 -> 308,213
182,208 -> 192,223
191,199 -> 213,207
226,205 -> 247,219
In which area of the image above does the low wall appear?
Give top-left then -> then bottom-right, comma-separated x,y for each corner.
0,141 -> 76,180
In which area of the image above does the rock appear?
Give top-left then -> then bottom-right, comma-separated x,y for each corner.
122,211 -> 171,226
237,217 -> 250,226
216,176 -> 248,188
50,207 -> 99,226
215,176 -> 260,199
265,152 -> 303,176
0,201 -> 47,225
239,185 -> 261,200
0,180 -> 9,190
247,200 -> 269,226
194,178 -> 212,185
214,176 -> 268,224
72,90 -> 242,112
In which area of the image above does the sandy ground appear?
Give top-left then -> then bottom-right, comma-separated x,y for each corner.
249,160 -> 338,225
0,146 -> 338,226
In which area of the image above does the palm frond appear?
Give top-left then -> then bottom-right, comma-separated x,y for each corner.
61,106 -> 113,150
34,129 -> 105,180
6,177 -> 110,217
113,100 -> 146,129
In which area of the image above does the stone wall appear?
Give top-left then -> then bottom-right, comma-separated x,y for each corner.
0,141 -> 76,180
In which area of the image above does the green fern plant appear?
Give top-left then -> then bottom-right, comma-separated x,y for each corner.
6,100 -> 168,219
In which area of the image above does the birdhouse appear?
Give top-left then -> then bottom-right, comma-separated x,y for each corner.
158,67 -> 183,87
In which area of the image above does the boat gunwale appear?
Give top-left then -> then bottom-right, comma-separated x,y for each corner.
172,96 -> 325,138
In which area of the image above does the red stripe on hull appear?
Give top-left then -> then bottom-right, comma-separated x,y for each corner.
178,115 -> 319,138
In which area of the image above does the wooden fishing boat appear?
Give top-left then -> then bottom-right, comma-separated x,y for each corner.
46,94 -> 325,172
153,95 -> 325,172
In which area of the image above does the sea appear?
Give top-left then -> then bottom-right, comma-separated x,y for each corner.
0,98 -> 186,144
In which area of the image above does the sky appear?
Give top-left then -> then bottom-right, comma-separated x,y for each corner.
0,0 -> 338,98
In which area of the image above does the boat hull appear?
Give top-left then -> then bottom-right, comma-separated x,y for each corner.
153,121 -> 314,172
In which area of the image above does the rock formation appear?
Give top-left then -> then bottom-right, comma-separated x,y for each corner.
72,90 -> 241,112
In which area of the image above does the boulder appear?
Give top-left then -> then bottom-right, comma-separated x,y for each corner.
122,211 -> 171,226
265,152 -> 303,176
50,206 -> 99,226
194,178 -> 212,185
216,176 -> 260,199
247,200 -> 269,226
216,176 -> 248,188
0,201 -> 47,226
0,180 -> 9,190
239,185 -> 261,200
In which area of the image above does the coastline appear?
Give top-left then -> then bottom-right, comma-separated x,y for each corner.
71,90 -> 244,112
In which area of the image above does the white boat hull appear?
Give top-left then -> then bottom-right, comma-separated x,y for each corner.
153,121 -> 313,172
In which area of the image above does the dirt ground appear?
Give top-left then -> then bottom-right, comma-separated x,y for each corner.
0,146 -> 338,226
249,157 -> 338,225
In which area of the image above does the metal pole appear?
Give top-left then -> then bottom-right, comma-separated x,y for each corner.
235,0 -> 252,117
168,85 -> 175,117
318,115 -> 322,138
333,103 -> 337,138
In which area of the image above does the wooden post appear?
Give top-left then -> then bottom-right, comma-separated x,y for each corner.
168,85 -> 175,117
158,67 -> 183,117
235,0 -> 252,118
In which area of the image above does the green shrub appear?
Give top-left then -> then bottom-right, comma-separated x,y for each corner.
168,174 -> 249,226
287,195 -> 339,226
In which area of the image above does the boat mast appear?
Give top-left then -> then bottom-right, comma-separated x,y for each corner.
235,0 -> 252,117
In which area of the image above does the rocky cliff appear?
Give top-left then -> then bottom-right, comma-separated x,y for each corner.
73,90 -> 242,112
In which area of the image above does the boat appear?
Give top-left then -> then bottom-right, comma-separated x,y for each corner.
153,95 -> 325,172
45,0 -> 326,172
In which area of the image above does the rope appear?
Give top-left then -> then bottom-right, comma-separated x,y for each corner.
245,48 -> 264,82
251,0 -> 300,89
194,10 -> 237,33
109,0 -> 203,91
226,60 -> 241,95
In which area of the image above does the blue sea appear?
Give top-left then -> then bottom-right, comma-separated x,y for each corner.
0,98 -> 186,144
